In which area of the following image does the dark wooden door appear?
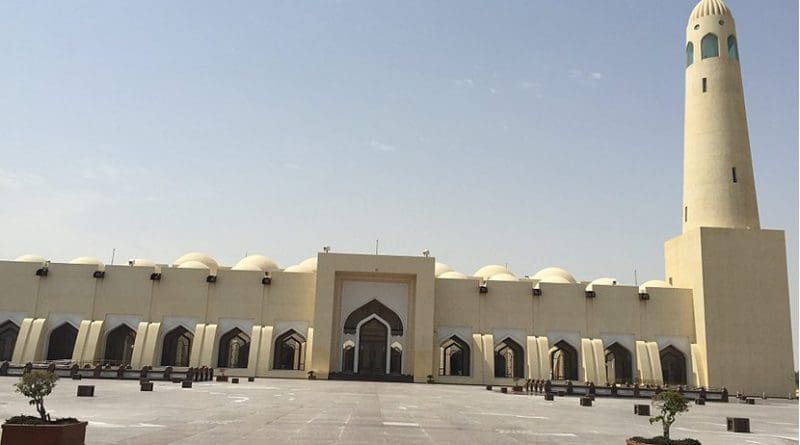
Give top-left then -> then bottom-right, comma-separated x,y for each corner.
358,319 -> 387,375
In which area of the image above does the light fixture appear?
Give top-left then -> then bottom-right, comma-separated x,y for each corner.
262,273 -> 271,285
532,288 -> 542,296
422,249 -> 430,257
93,271 -> 105,279
585,290 -> 596,298
323,246 -> 330,253
150,273 -> 162,281
479,281 -> 488,294
639,292 -> 650,301
206,275 -> 217,283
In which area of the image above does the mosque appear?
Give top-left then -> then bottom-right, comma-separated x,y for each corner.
0,0 -> 794,396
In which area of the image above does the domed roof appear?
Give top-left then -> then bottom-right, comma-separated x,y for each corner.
434,262 -> 454,277
585,277 -> 617,292
69,257 -> 105,271
173,252 -> 218,275
639,280 -> 672,294
474,265 -> 511,280
690,0 -> 730,21
438,271 -> 468,280
297,257 -> 317,273
488,273 -> 518,282
232,255 -> 279,272
283,264 -> 307,273
177,260 -> 210,270
15,254 -> 46,263
532,267 -> 576,284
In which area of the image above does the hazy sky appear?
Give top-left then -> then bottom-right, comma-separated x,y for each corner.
1,1 -> 797,364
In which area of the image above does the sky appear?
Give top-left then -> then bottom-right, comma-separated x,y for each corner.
0,1 -> 797,365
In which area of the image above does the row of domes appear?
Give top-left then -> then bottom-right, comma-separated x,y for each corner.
12,253 -> 671,293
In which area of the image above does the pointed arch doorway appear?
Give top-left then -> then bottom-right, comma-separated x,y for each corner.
357,318 -> 387,375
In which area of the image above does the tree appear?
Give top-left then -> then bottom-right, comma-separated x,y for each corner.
15,371 -> 58,422
649,390 -> 689,440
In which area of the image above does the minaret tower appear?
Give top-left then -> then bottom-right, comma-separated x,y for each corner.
682,0 -> 759,232
665,0 -> 794,396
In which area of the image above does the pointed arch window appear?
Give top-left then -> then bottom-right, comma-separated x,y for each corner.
686,42 -> 694,67
217,328 -> 250,368
604,342 -> 633,384
701,33 -> 719,59
273,329 -> 306,370
727,35 -> 739,60
161,326 -> 193,367
439,336 -> 471,376
660,345 -> 687,385
494,337 -> 524,379
550,340 -> 579,381
47,323 -> 78,361
104,324 -> 136,366
0,321 -> 20,362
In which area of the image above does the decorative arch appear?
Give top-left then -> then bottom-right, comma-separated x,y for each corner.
494,337 -> 524,379
217,328 -> 250,368
0,321 -> 19,362
104,324 -> 136,366
273,329 -> 306,370
660,345 -> 687,385
701,33 -> 719,59
604,342 -> 633,384
686,42 -> 694,67
727,35 -> 739,60
47,323 -> 78,361
550,340 -> 578,381
344,299 -> 403,336
161,326 -> 193,367
440,335 -> 470,377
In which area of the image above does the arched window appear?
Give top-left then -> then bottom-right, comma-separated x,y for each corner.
550,340 -> 578,381
660,345 -> 687,385
494,337 -> 524,379
273,329 -> 306,370
686,42 -> 694,67
604,342 -> 633,384
727,35 -> 739,60
217,328 -> 250,368
342,340 -> 355,373
439,336 -> 470,376
47,323 -> 78,361
701,33 -> 719,59
161,326 -> 193,367
0,321 -> 20,362
104,324 -> 136,366
390,342 -> 402,374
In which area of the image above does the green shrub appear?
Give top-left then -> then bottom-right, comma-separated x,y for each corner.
649,390 -> 690,440
14,371 -> 58,422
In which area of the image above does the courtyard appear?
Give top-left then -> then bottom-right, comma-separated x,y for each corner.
0,377 -> 796,444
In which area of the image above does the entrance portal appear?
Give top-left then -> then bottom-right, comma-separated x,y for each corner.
358,318 -> 387,375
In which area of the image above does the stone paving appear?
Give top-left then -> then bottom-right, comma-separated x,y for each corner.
0,377 -> 796,444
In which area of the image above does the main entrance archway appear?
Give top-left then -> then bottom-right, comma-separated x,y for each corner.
357,318 -> 387,375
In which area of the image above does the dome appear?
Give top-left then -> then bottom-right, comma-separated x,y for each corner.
585,277 -> 618,292
434,262 -> 454,277
536,275 -> 572,285
474,265 -> 511,280
690,0 -> 730,21
233,255 -> 280,272
173,252 -> 218,275
297,257 -> 317,273
230,262 -> 263,272
283,264 -> 310,273
438,271 -> 468,280
178,260 -> 210,271
488,273 -> 518,282
69,257 -> 105,271
639,280 -> 672,294
531,267 -> 576,284
15,254 -> 46,263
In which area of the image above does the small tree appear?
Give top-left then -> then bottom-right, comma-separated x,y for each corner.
649,390 -> 689,440
15,371 -> 58,422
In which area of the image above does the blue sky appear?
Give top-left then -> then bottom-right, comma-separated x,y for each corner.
1,1 -> 797,364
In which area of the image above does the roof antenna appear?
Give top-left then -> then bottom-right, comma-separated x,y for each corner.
110,248 -> 116,265
634,268 -> 638,286
375,239 -> 379,255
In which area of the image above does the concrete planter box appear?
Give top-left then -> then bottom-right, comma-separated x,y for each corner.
1,421 -> 88,445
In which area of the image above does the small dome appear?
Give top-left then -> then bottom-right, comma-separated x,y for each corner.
69,257 -> 105,271
438,271 -> 468,279
639,280 -> 672,294
488,273 -> 518,282
297,257 -> 317,273
474,265 -> 511,280
178,260 -> 210,271
532,267 -> 576,284
283,264 -> 310,273
690,0 -> 730,21
174,252 -> 218,275
233,255 -> 280,272
434,262 -> 453,277
15,254 -> 46,263
585,277 -> 618,292
231,262 -> 263,272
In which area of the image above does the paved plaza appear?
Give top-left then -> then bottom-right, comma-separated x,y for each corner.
0,377 -> 796,444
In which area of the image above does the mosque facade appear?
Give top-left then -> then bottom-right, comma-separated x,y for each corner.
0,0 -> 794,396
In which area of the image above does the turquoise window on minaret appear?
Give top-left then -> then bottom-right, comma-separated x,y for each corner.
701,33 -> 719,59
727,35 -> 739,60
686,42 -> 694,67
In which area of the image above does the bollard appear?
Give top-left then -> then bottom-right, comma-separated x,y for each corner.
695,398 -> 706,405
140,382 -> 153,391
248,377 -> 255,382
634,404 -> 650,416
727,417 -> 750,433
231,378 -> 239,384
77,385 -> 95,397
182,380 -> 192,389
580,397 -> 592,407
544,393 -> 554,401
485,385 -> 492,391
500,387 -> 508,394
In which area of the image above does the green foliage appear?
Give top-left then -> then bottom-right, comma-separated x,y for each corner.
649,391 -> 689,440
14,371 -> 58,422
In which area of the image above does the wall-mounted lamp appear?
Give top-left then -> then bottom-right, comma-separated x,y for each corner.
35,267 -> 48,277
585,291 -> 596,298
479,282 -> 488,294
206,275 -> 217,283
262,273 -> 272,285
532,288 -> 542,296
93,271 -> 105,279
638,292 -> 650,301
150,273 -> 162,281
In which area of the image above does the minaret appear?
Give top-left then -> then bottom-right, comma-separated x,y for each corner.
682,0 -> 759,233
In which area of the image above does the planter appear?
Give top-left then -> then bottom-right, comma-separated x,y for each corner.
1,421 -> 87,445
626,438 -> 702,445
512,386 -> 523,392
